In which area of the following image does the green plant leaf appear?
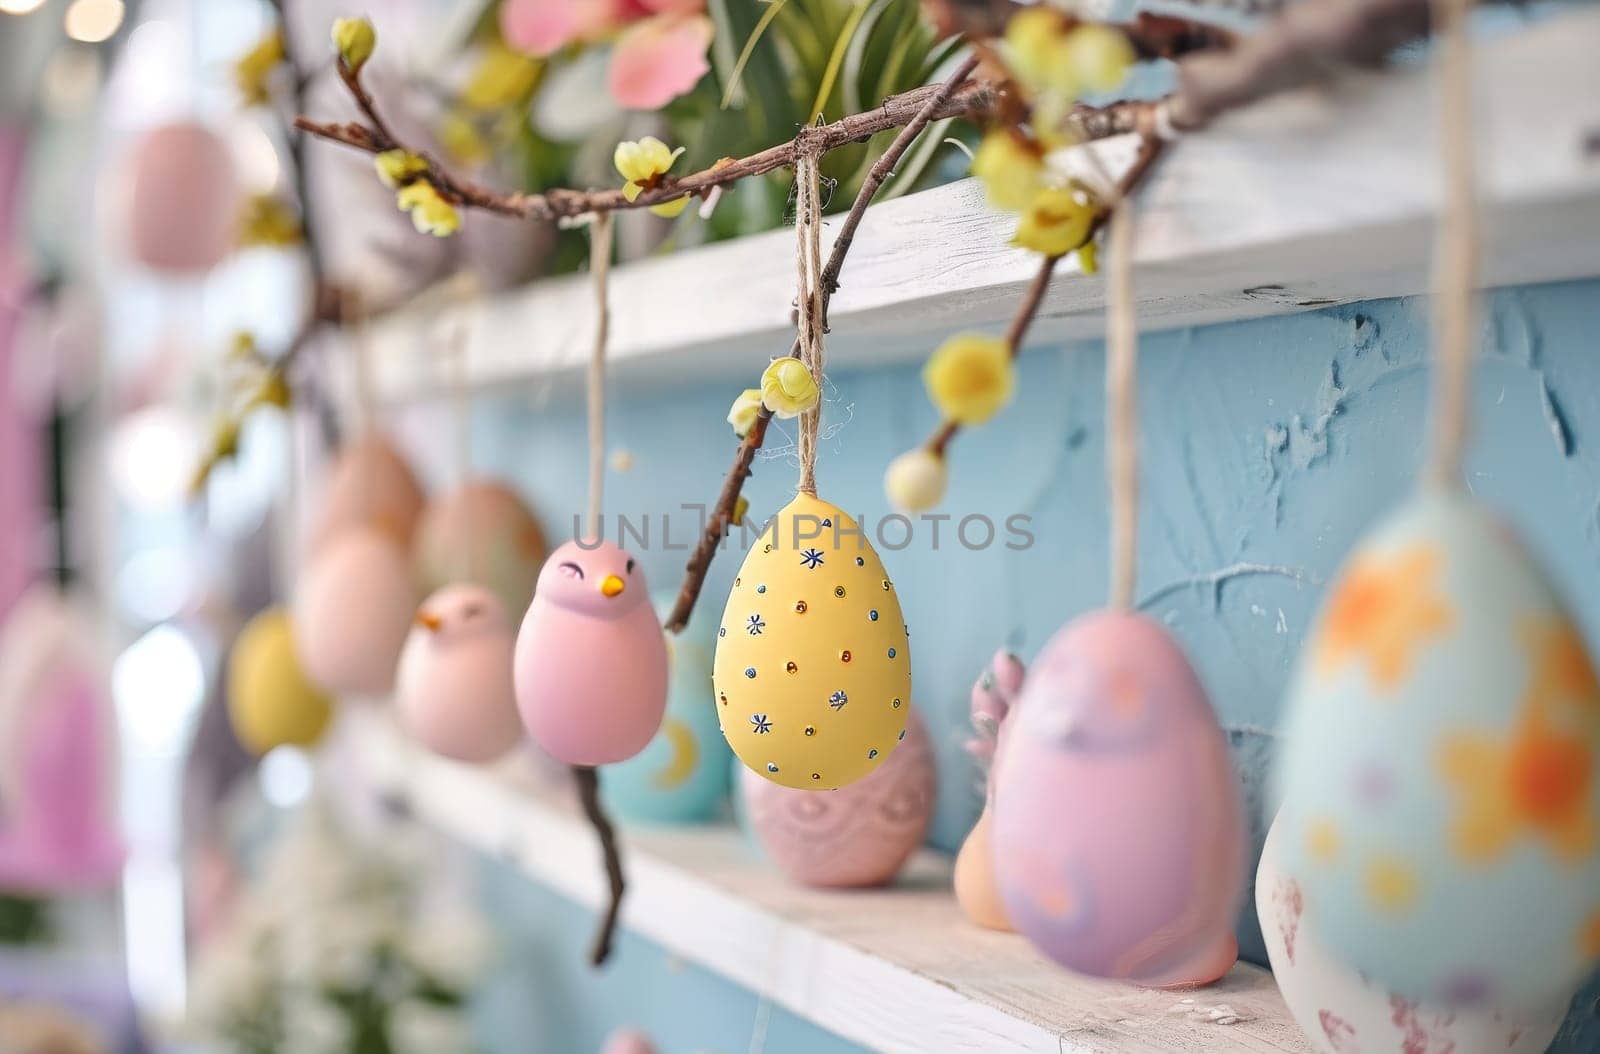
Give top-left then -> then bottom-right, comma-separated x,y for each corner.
807,0 -> 873,122
720,0 -> 791,110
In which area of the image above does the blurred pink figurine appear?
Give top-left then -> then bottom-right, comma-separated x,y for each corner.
599,1027 -> 658,1054
513,540 -> 667,766
965,648 -> 1025,771
954,649 -> 1026,931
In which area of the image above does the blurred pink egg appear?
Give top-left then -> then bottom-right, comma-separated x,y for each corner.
292,528 -> 417,698
598,1028 -> 658,1054
124,122 -> 238,274
396,584 -> 522,763
991,610 -> 1244,986
307,432 -> 427,553
742,708 -> 935,888
513,540 -> 667,765
413,480 -> 547,619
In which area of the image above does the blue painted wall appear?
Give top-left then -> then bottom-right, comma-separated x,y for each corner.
464,278 -> 1600,1052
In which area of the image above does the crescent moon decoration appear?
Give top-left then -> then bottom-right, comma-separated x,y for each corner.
653,717 -> 699,791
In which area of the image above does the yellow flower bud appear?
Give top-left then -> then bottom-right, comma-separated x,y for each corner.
884,448 -> 947,514
331,16 -> 376,73
923,333 -> 1015,426
233,31 -> 284,106
237,194 -> 302,248
374,149 -> 429,189
1013,184 -> 1097,257
250,372 -> 293,411
1077,240 -> 1098,274
438,113 -> 491,166
731,496 -> 750,527
648,195 -> 690,219
760,358 -> 820,419
970,132 -> 1043,212
460,43 -> 542,112
1004,7 -> 1072,94
613,136 -> 684,185
395,182 -> 461,237
1064,24 -> 1135,94
727,388 -> 764,437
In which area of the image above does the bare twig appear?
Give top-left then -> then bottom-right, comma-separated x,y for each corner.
662,54 -> 982,634
571,766 -> 625,966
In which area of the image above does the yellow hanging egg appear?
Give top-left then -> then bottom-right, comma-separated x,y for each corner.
227,607 -> 334,755
713,493 -> 911,790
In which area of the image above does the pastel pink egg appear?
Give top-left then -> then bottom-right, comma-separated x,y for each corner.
125,122 -> 238,274
741,708 -> 935,888
292,528 -> 418,698
513,540 -> 667,765
598,1028 -> 658,1054
991,609 -> 1244,986
413,480 -> 547,619
307,432 -> 427,553
396,584 -> 523,763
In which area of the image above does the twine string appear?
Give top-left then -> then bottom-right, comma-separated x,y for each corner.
794,150 -> 826,497
447,274 -> 476,581
1426,0 -> 1479,487
587,212 -> 615,541
1106,201 -> 1139,610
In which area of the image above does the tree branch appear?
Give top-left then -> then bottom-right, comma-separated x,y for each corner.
662,54 -> 982,634
571,765 -> 625,966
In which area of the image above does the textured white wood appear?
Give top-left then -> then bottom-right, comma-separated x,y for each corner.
352,9 -> 1600,404
343,711 -> 1311,1053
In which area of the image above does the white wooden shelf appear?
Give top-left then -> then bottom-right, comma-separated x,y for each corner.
354,9 -> 1600,403
341,711 -> 1310,1053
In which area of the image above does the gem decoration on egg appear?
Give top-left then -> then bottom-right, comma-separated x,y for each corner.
713,496 -> 912,790
1274,489 -> 1600,1010
513,540 -> 668,766
990,611 -> 1244,986
396,584 -> 523,764
1256,810 -> 1563,1054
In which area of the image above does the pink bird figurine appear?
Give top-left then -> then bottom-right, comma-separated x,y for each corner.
396,584 -> 523,764
954,649 -> 1026,931
513,540 -> 668,766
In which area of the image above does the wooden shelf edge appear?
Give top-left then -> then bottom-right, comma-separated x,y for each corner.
340,711 -> 1310,1053
344,9 -> 1600,405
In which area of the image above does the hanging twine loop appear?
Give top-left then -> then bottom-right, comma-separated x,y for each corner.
1106,199 -> 1139,611
794,148 -> 826,497
586,211 -> 615,542
445,272 -> 479,581
1425,0 -> 1479,487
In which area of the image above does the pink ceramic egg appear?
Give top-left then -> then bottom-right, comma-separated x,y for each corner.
396,584 -> 523,763
1257,812 -> 1563,1054
413,480 -> 547,619
741,708 -> 935,888
307,432 -> 427,553
292,527 -> 418,698
991,610 -> 1244,986
125,122 -> 239,274
513,540 -> 667,765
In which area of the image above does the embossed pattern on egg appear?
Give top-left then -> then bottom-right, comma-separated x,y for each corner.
714,494 -> 911,790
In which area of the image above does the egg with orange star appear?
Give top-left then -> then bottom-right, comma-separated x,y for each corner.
1275,488 -> 1600,1011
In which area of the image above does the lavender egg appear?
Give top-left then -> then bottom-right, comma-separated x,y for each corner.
991,610 -> 1244,986
740,708 -> 935,888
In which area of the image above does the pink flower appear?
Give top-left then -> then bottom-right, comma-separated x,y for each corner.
501,0 -> 644,57
637,0 -> 705,12
607,13 -> 713,110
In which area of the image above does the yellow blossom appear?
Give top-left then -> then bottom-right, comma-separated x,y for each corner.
396,182 -> 461,237
615,136 -> 690,218
438,112 -> 491,166
760,358 -> 819,419
731,496 -> 750,526
331,16 -> 376,73
923,333 -> 1015,426
1077,240 -> 1098,274
1013,184 -> 1097,257
727,388 -> 763,437
884,448 -> 947,513
375,149 -> 428,189
1064,24 -> 1135,94
237,194 -> 302,247
228,332 -> 259,362
233,31 -> 284,106
248,371 -> 293,412
461,43 -> 542,111
1004,7 -> 1071,93
970,132 -> 1043,212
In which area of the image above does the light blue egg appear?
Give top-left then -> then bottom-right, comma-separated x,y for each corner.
1275,489 -> 1600,1011
601,593 -> 732,824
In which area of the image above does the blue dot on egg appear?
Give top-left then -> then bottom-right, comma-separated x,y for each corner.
744,667 -> 757,679
767,762 -> 779,773
897,729 -> 906,741
868,749 -> 879,760
869,610 -> 879,621
887,647 -> 896,658
756,584 -> 766,594
718,627 -> 726,638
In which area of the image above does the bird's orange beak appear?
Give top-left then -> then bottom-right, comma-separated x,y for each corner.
599,574 -> 626,598
415,610 -> 443,632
